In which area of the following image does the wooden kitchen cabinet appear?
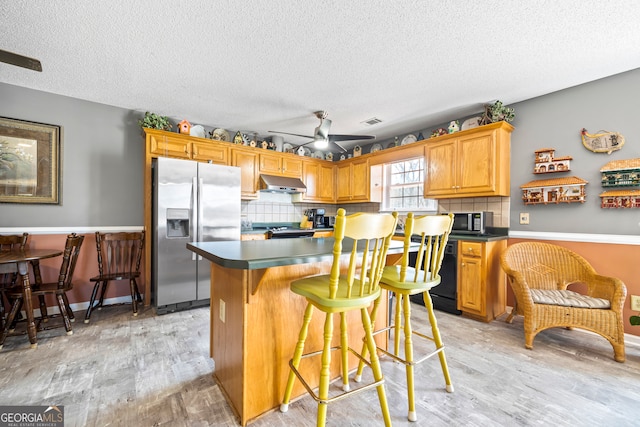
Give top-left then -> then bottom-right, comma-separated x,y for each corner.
259,152 -> 303,177
148,131 -> 192,159
231,148 -> 259,200
336,157 -> 370,202
424,121 -> 513,198
192,141 -> 229,164
296,159 -> 336,203
457,239 -> 507,322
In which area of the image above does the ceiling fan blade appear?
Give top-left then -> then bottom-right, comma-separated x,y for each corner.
0,49 -> 42,72
268,130 -> 314,139
330,140 -> 347,152
328,134 -> 375,142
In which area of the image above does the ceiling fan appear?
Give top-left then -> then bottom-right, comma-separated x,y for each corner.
0,49 -> 42,72
269,111 -> 374,152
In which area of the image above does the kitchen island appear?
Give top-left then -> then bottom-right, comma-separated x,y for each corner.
187,237 -> 406,426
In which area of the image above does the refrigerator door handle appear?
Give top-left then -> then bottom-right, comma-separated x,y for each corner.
192,176 -> 198,261
197,177 -> 204,260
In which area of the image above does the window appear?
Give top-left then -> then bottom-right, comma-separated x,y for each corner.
380,157 -> 438,212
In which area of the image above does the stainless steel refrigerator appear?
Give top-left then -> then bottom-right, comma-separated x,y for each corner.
152,157 -> 241,314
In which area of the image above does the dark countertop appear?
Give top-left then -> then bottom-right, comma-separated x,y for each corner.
394,227 -> 509,243
187,238 -> 406,270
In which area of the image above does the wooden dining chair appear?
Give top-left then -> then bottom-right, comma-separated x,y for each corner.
1,233 -> 84,344
84,231 -> 144,323
355,212 -> 454,422
280,208 -> 398,427
0,233 -> 29,331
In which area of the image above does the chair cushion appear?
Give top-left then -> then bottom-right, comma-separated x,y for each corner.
530,289 -> 611,309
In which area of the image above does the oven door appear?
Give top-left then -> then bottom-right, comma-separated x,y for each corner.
408,238 -> 461,315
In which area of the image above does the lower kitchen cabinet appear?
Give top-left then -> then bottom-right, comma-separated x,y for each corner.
457,239 -> 507,322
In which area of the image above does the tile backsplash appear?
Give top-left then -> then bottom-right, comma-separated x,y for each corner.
241,192 -> 510,228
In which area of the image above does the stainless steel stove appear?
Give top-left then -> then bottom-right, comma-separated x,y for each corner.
266,227 -> 315,239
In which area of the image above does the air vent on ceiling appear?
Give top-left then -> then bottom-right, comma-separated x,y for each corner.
361,117 -> 382,126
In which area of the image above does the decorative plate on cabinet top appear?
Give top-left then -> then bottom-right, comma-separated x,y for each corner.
283,143 -> 294,153
312,151 -> 325,160
461,117 -> 481,131
210,128 -> 230,141
371,143 -> 383,153
401,134 -> 417,145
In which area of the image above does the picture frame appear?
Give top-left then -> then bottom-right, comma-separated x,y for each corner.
0,116 -> 61,204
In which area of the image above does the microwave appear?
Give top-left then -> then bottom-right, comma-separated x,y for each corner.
451,212 -> 493,235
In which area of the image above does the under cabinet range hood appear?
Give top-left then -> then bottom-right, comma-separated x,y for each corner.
259,174 -> 307,193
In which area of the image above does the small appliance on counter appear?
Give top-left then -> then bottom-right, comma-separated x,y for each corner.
323,215 -> 335,228
304,208 -> 326,228
451,211 -> 493,235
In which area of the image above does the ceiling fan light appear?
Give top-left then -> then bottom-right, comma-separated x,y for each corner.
314,138 -> 329,149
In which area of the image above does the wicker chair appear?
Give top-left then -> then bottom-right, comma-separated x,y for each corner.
500,242 -> 626,362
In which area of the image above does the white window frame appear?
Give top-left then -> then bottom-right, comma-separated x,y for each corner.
379,156 -> 438,213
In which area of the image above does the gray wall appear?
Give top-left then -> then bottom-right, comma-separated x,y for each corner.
2,68 -> 639,235
508,68 -> 640,234
0,83 -> 143,227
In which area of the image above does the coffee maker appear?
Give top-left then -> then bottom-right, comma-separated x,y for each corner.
305,208 -> 326,228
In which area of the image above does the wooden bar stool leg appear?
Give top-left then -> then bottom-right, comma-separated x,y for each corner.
424,292 -> 453,392
317,313 -> 334,427
403,293 -> 417,421
340,312 -> 350,391
354,295 -> 382,382
394,293 -> 403,355
361,307 -> 392,427
281,303 -> 314,412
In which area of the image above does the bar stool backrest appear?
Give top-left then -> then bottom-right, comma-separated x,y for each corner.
329,208 -> 398,299
399,213 -> 453,284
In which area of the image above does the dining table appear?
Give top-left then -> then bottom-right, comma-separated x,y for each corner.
0,248 -> 63,349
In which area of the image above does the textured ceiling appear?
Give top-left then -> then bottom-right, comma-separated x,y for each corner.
2,1 -> 640,149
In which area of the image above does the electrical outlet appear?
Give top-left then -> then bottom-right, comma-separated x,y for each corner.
519,212 -> 530,225
631,295 -> 640,311
219,299 -> 226,323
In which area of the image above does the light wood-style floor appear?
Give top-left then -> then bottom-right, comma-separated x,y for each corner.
1,302 -> 639,426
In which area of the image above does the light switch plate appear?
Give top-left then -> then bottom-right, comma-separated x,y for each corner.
631,295 -> 640,311
519,213 -> 530,225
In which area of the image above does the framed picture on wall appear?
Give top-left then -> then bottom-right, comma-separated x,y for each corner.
0,116 -> 61,204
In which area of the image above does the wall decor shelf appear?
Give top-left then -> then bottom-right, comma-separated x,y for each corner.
533,148 -> 572,174
599,189 -> 640,208
521,176 -> 588,205
600,158 -> 640,187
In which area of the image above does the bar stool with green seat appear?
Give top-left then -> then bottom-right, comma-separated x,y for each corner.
355,212 -> 454,422
280,208 -> 398,427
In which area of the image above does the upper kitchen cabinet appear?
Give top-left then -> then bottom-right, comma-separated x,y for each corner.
336,157 -> 370,203
192,141 -> 229,164
296,159 -> 336,203
259,151 -> 303,177
147,129 -> 192,159
424,121 -> 513,198
231,147 -> 259,200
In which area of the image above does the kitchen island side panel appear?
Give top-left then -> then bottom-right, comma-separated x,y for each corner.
210,259 -> 390,426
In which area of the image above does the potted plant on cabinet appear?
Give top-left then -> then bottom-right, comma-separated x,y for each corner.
138,111 -> 172,131
479,100 -> 515,125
